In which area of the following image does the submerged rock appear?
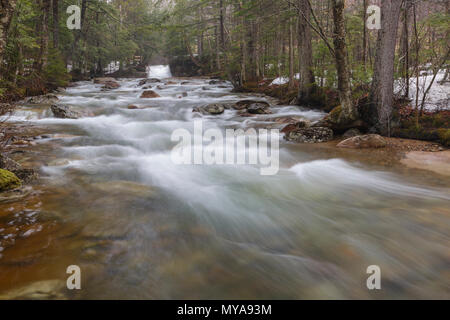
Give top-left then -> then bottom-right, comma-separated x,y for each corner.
140,90 -> 161,98
0,169 -> 22,192
0,280 -> 67,300
51,105 -> 90,119
337,134 -> 387,149
127,105 -> 139,110
284,127 -> 334,143
91,180 -> 156,198
401,150 -> 450,176
193,104 -> 226,115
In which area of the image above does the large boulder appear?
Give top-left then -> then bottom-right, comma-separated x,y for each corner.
102,80 -> 121,90
284,127 -> 334,143
337,134 -> 387,149
0,169 -> 21,192
94,77 -> 116,85
51,105 -> 90,119
193,104 -> 226,115
233,100 -> 270,111
140,90 -> 161,98
247,102 -> 272,115
281,120 -> 311,134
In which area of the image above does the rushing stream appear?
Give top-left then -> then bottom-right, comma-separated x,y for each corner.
0,66 -> 449,299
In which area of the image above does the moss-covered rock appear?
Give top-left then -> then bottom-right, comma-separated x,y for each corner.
327,105 -> 343,124
0,169 -> 22,192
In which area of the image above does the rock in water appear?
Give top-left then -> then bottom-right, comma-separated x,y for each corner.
0,154 -> 21,171
284,127 -> 334,143
51,105 -> 87,119
93,77 -> 116,84
140,90 -> 161,98
247,103 -> 272,115
139,78 -> 161,86
281,120 -> 311,134
0,169 -> 22,192
193,104 -> 225,115
102,80 -> 121,90
337,134 -> 387,149
0,155 -> 38,183
233,100 -> 270,111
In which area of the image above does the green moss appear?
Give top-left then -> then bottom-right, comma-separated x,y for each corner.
327,105 -> 342,124
0,169 -> 22,192
437,128 -> 450,147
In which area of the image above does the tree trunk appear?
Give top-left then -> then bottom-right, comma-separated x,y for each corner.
362,0 -> 368,69
332,0 -> 357,122
52,0 -> 59,48
288,2 -> 295,89
0,0 -> 18,68
219,0 -> 225,50
369,0 -> 403,134
401,1 -> 410,98
36,0 -> 51,72
297,0 -> 315,104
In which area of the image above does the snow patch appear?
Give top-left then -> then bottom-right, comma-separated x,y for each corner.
395,70 -> 449,111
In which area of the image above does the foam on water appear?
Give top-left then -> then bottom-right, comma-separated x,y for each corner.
5,76 -> 450,299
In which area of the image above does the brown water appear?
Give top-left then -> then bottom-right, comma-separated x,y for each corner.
0,76 -> 449,299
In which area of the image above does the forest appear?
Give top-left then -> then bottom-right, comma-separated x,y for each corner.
1,0 -> 449,140
0,0 -> 449,301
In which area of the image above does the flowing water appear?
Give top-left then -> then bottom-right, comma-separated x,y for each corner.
0,67 -> 449,299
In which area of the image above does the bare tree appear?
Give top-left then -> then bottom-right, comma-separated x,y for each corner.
297,0 -> 315,103
369,0 -> 403,135
332,0 -> 358,122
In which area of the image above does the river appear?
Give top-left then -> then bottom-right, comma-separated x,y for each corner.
0,66 -> 449,299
